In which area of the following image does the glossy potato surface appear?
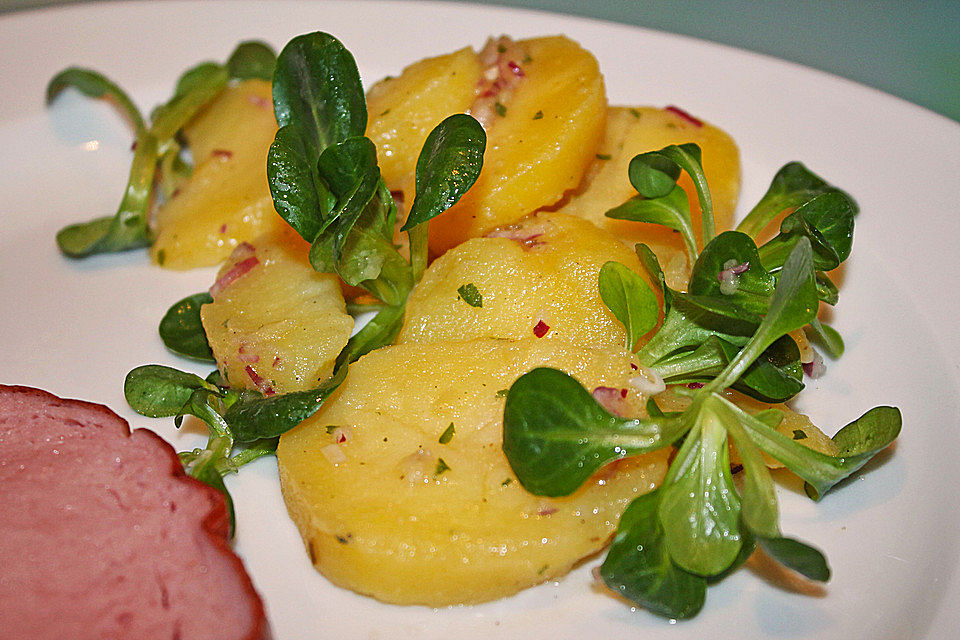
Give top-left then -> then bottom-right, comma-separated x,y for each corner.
428,36 -> 607,253
201,228 -> 353,394
557,106 -> 740,287
151,80 -> 287,269
365,46 -> 481,189
398,212 -> 659,350
277,338 -> 669,605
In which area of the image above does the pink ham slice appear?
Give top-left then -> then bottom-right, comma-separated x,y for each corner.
0,385 -> 265,640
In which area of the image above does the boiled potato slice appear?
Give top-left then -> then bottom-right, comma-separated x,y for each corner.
398,211 -> 661,350
278,338 -> 669,605
428,36 -> 607,253
151,80 -> 287,269
557,106 -> 740,287
200,227 -> 353,394
366,46 -> 481,189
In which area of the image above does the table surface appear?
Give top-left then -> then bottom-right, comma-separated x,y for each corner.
2,0 -> 957,123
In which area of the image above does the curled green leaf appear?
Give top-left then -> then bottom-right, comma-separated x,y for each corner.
159,292 -> 215,362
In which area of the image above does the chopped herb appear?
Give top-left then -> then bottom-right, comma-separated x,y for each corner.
325,425 -> 339,434
439,422 -> 455,444
380,108 -> 390,116
435,458 -> 451,476
156,249 -> 166,265
522,54 -> 532,64
629,108 -> 642,119
501,478 -> 513,486
494,102 -> 507,117
537,564 -> 549,575
497,43 -> 506,54
596,153 -> 612,160
533,110 -> 544,120
457,283 -> 483,307
336,535 -> 350,544
495,389 -> 509,398
792,429 -> 808,440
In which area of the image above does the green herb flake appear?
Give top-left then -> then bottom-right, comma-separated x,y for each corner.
522,54 -> 533,64
497,43 -> 507,54
494,102 -> 507,117
533,110 -> 544,120
457,283 -> 483,307
792,429 -> 808,440
629,108 -> 642,119
596,153 -> 612,160
501,478 -> 513,486
157,249 -> 166,266
435,458 -> 451,476
439,422 -> 456,444
380,108 -> 391,116
495,389 -> 509,398
537,564 -> 549,575
325,425 -> 339,434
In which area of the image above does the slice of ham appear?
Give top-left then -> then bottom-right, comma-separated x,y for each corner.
0,385 -> 265,640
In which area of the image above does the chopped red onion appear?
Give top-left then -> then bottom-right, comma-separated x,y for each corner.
209,254 -> 259,299
592,386 -> 627,416
533,320 -> 550,338
212,149 -> 233,160
665,105 -> 704,128
244,365 -> 274,396
246,94 -> 271,110
802,349 -> 827,379
687,382 -> 704,389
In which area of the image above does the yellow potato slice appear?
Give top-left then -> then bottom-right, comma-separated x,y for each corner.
151,80 -> 287,269
398,211 -> 660,350
200,228 -> 353,394
428,36 -> 607,253
277,338 -> 669,605
557,106 -> 741,287
366,46 -> 482,189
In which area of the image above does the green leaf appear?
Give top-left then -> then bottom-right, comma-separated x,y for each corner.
634,243 -> 671,312
267,124 -> 333,242
736,162 -> 857,238
502,368 -> 684,497
272,32 -> 366,158
757,536 -> 830,581
706,238 -> 818,392
55,132 -> 158,257
714,395 -> 780,538
719,397 -> 901,500
151,62 -> 229,145
600,490 -> 707,619
223,365 -> 347,442
457,283 -> 483,308
598,261 -> 660,350
124,364 -> 213,418
659,405 -> 743,576
402,113 -> 486,231
627,150 -> 682,198
46,67 -> 145,133
687,231 -> 776,317
226,41 -> 277,80
808,319 -> 845,358
181,436 -> 236,537
758,191 -> 857,272
159,292 -> 215,362
606,188 -> 697,262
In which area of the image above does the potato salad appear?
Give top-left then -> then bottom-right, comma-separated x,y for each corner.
52,32 -> 900,619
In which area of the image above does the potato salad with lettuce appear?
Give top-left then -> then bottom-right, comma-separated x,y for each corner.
50,32 -> 900,619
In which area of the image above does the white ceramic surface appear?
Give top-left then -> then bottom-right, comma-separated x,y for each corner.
1,2 -> 958,638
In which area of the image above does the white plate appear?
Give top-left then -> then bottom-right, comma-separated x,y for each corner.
1,1 -> 958,638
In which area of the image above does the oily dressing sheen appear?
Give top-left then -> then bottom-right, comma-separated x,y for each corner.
277,338 -> 669,605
